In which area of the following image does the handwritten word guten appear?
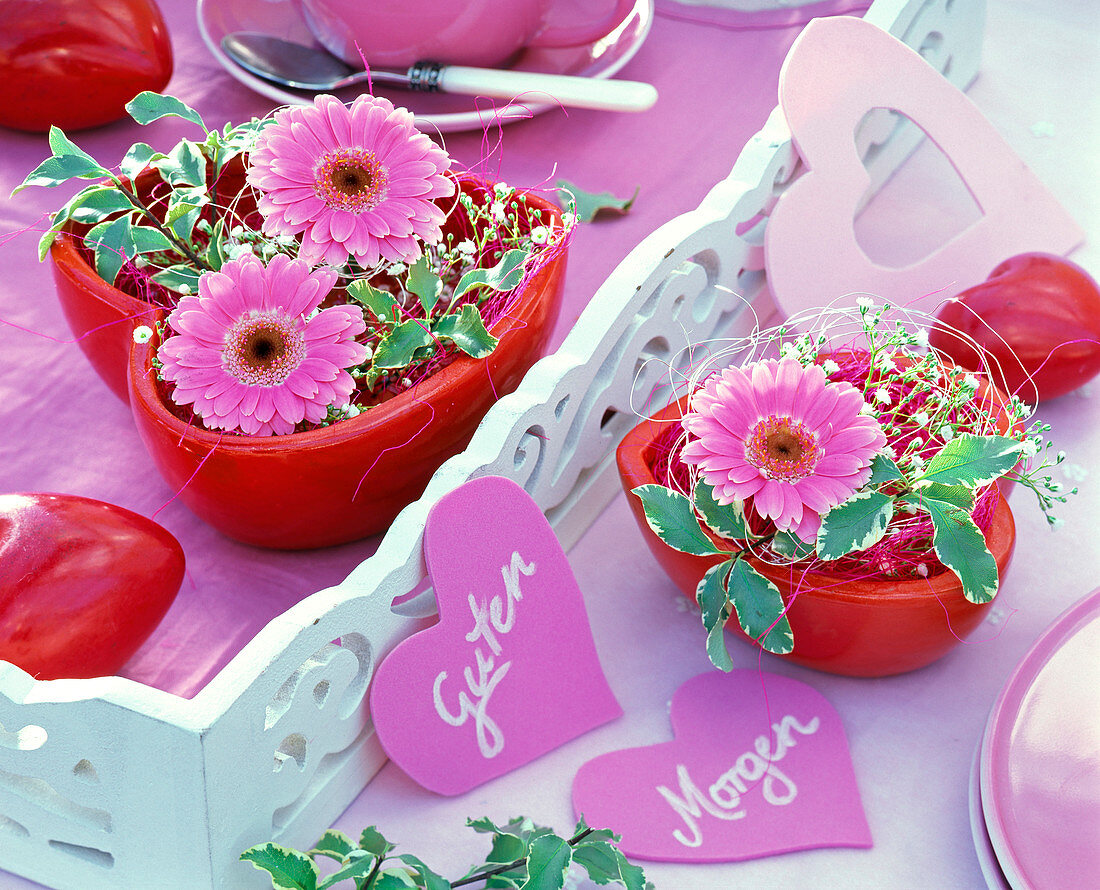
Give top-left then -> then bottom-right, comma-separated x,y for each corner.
431,551 -> 536,758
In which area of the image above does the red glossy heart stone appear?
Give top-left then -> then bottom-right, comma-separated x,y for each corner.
0,0 -> 173,132
0,493 -> 184,680
930,253 -> 1100,403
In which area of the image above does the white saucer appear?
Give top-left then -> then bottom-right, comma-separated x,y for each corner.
196,0 -> 654,132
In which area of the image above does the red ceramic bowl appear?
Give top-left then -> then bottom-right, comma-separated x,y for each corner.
616,395 -> 1017,677
127,205 -> 566,549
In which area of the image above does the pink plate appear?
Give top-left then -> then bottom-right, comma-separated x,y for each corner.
196,0 -> 653,132
980,587 -> 1100,889
969,742 -> 1012,890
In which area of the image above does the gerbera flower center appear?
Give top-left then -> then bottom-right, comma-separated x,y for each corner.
224,314 -> 306,386
314,149 -> 388,212
746,415 -> 820,482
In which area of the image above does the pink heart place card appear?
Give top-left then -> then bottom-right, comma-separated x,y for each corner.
369,475 -> 622,795
572,670 -> 871,862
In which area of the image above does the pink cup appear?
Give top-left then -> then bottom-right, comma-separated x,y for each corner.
295,0 -> 637,69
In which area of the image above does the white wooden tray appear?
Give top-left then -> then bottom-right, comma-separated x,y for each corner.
0,1 -> 985,886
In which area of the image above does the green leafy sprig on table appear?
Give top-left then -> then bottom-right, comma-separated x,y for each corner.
634,302 -> 1074,670
554,179 -> 638,222
241,815 -> 651,890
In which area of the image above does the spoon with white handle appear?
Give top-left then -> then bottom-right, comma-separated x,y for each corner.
222,33 -> 658,112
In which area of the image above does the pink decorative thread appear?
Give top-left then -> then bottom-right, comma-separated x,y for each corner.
152,433 -> 224,521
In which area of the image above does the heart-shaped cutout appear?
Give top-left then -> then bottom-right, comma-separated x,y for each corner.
764,15 -> 1083,318
572,671 -> 871,862
369,476 -> 621,795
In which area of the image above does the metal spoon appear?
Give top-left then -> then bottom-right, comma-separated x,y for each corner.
222,33 -> 657,113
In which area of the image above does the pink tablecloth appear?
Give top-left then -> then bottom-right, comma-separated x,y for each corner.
1,0 -> 1097,886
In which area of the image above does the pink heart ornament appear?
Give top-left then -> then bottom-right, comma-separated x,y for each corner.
369,476 -> 621,795
572,670 -> 871,862
764,15 -> 1084,318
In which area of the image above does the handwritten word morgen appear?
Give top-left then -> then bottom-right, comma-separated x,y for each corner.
656,714 -> 821,848
431,551 -> 536,758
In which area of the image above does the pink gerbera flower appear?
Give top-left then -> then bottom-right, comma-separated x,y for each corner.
158,252 -> 368,436
680,358 -> 887,544
246,94 -> 455,268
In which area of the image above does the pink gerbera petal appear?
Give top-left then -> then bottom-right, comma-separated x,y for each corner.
247,93 -> 455,269
681,358 -> 887,542
157,253 -> 368,436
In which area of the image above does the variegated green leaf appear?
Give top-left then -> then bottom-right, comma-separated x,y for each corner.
126,91 -> 206,130
453,248 -> 528,301
727,559 -> 793,655
903,483 -> 975,513
239,843 -> 318,890
693,479 -> 753,542
915,434 -> 1023,489
306,829 -> 355,864
521,834 -> 572,890
697,560 -> 734,672
433,304 -> 498,359
86,214 -> 137,285
632,484 -> 721,557
816,491 -> 895,560
315,850 -> 376,890
154,139 -> 207,188
407,255 -> 443,311
151,264 -> 202,294
867,453 -> 905,487
13,149 -> 109,194
372,320 -> 434,369
555,179 -> 638,222
924,498 -> 999,604
120,142 -> 164,179
770,530 -> 816,560
347,280 -> 398,320
395,854 -> 450,890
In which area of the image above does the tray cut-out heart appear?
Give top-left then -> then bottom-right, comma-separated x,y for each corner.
370,476 -> 621,795
765,15 -> 1083,318
572,670 -> 871,862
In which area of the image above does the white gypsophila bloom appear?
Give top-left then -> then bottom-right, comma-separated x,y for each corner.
914,411 -> 930,426
490,201 -> 506,222
529,226 -> 549,245
963,373 -> 979,390
132,325 -> 154,344
386,263 -> 407,276
1022,437 -> 1041,457
456,239 -> 476,256
856,295 -> 875,310
493,182 -> 512,199
561,211 -> 577,228
874,386 -> 892,405
915,328 -> 930,349
822,359 -> 840,376
780,342 -> 800,359
177,283 -> 192,295
939,424 -> 955,442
